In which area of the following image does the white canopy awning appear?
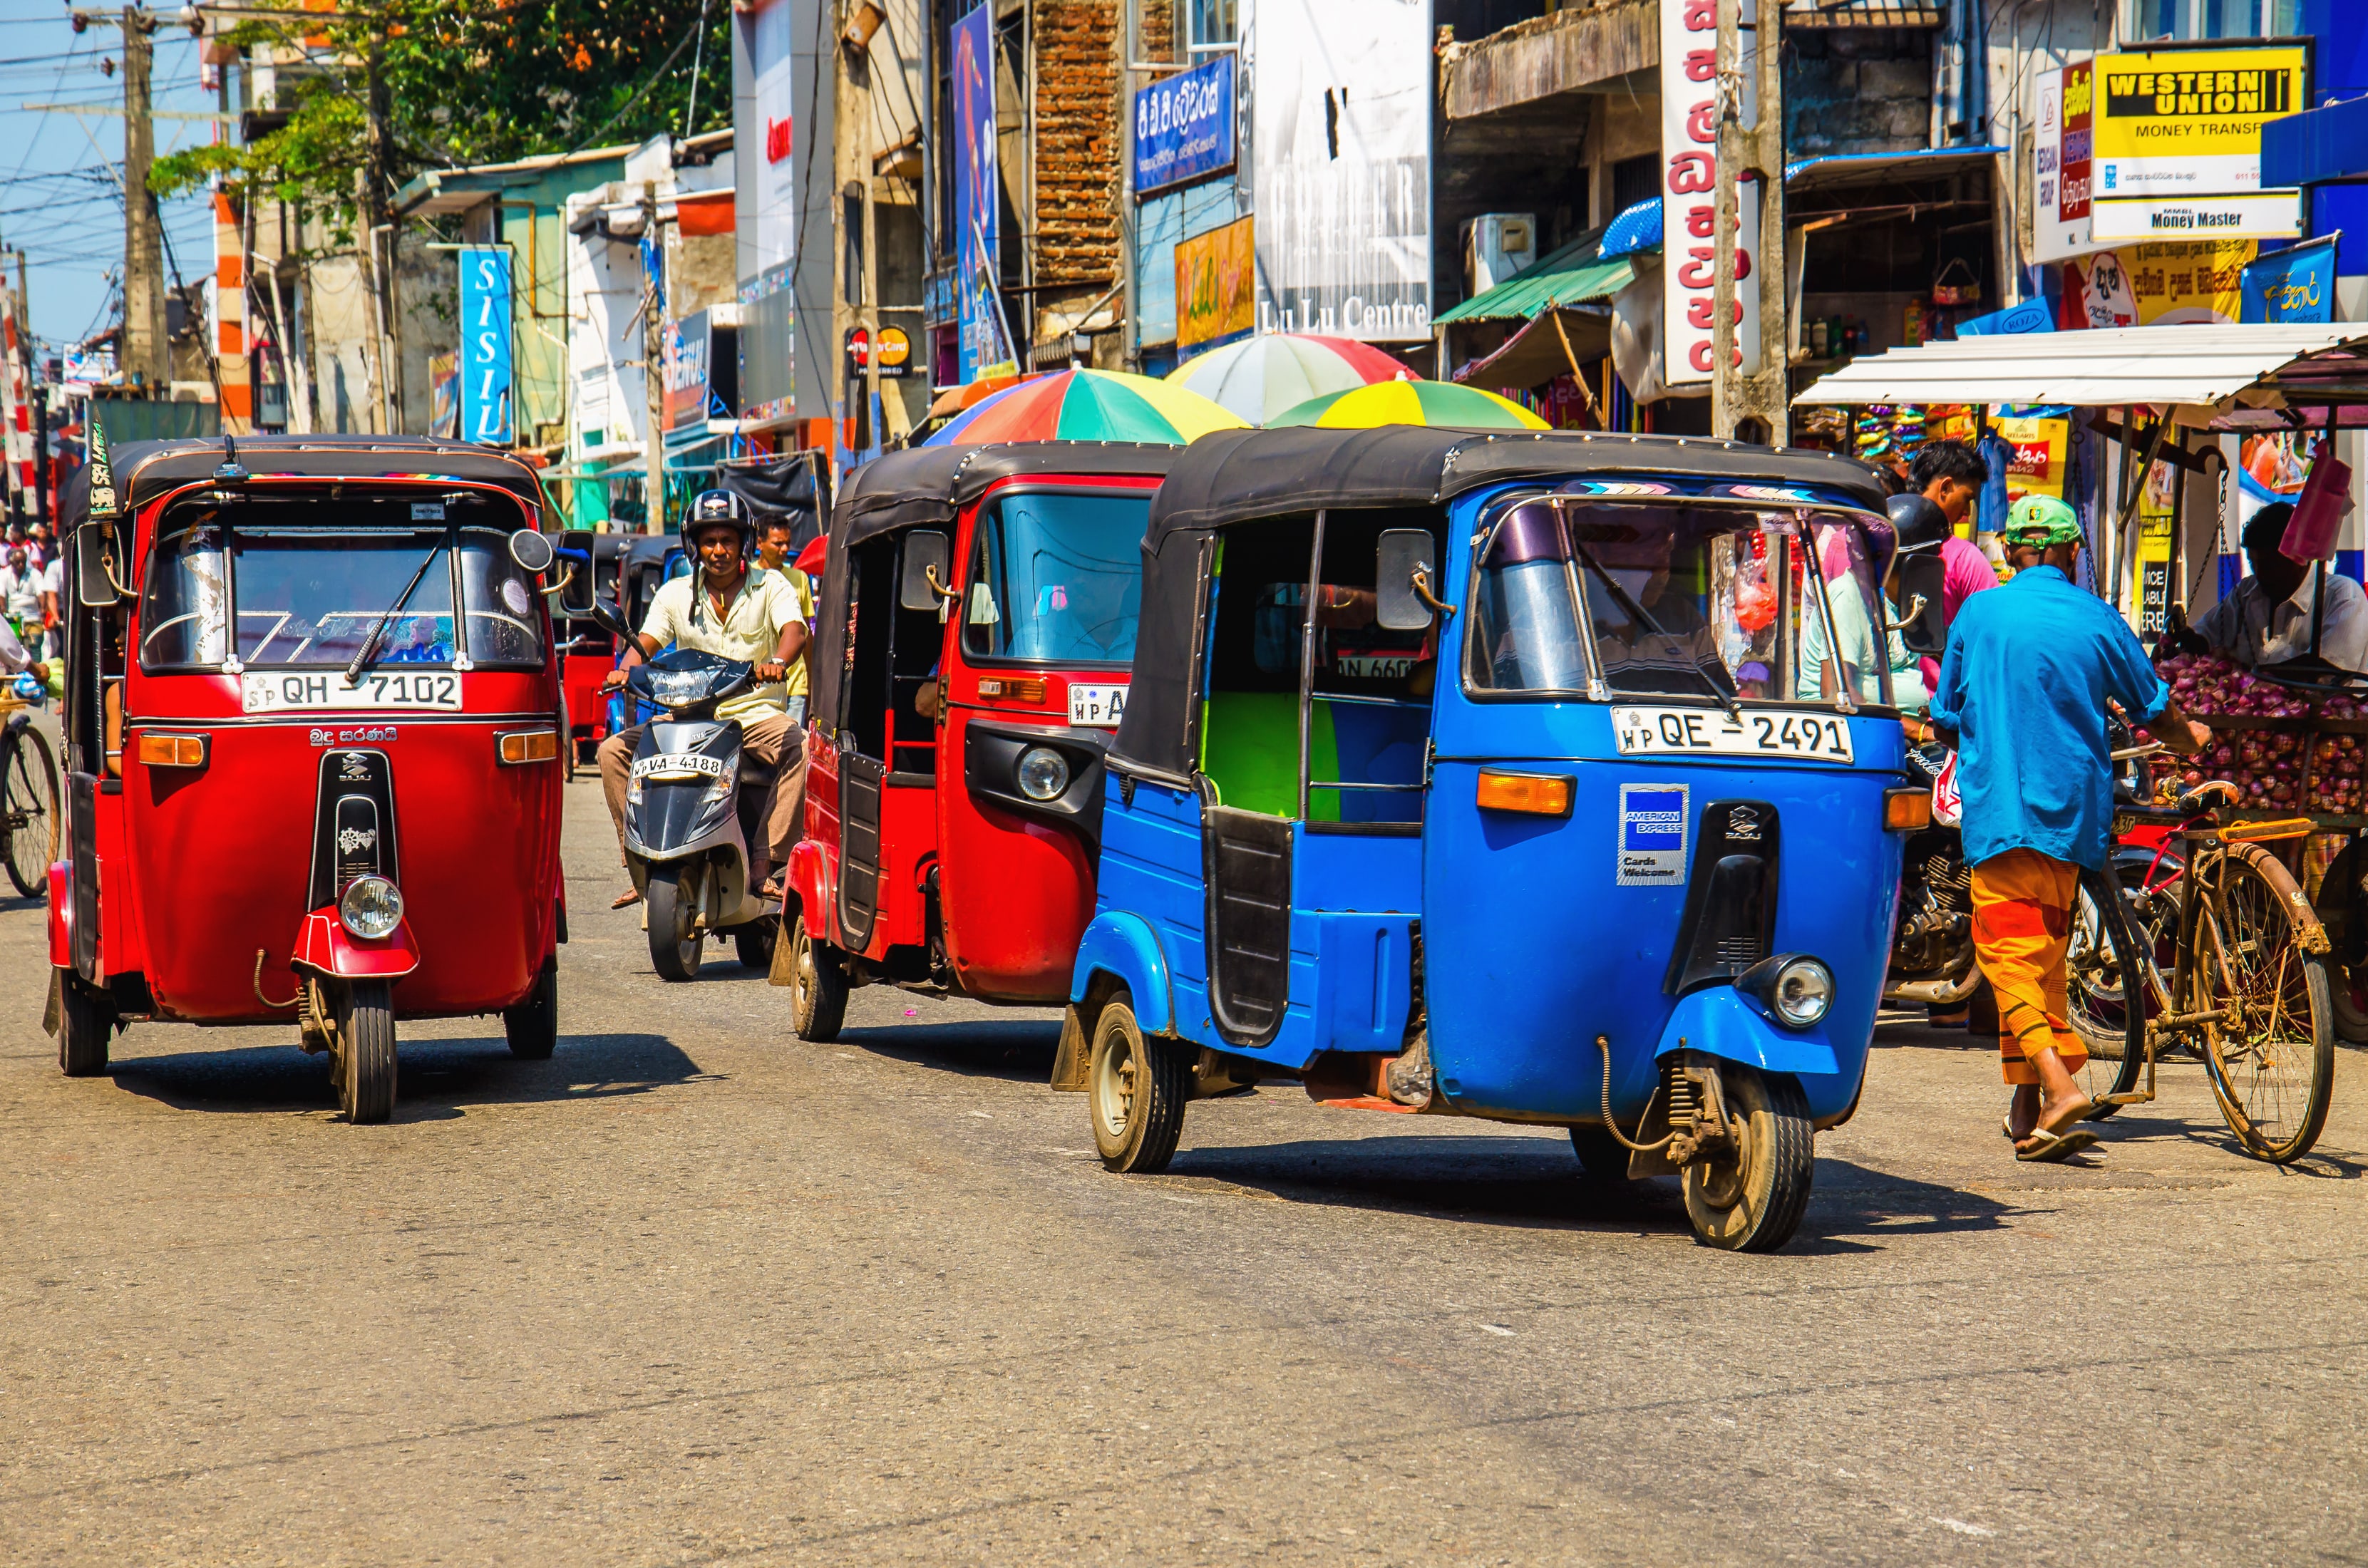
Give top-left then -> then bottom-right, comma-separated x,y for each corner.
1792,323 -> 2368,429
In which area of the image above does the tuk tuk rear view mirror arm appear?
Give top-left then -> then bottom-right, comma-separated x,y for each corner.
923,564 -> 959,603
1410,564 -> 1457,620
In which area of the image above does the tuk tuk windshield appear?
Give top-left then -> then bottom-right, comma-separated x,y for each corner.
139,494 -> 545,672
1466,497 -> 1892,706
960,490 -> 1149,666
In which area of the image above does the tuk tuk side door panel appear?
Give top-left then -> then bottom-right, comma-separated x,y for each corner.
1202,804 -> 1293,1048
838,751 -> 885,952
1093,773 -> 1216,1042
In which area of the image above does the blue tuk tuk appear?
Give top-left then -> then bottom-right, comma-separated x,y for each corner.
1054,427 -> 1925,1251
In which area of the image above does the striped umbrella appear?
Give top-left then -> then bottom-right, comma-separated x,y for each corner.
1164,333 -> 1410,426
924,368 -> 1247,447
1268,380 -> 1550,430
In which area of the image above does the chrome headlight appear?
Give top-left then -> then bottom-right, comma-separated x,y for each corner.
339,875 -> 404,940
1016,745 -> 1070,801
1768,957 -> 1833,1027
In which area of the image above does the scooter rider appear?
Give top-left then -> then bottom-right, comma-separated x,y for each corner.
597,490 -> 810,909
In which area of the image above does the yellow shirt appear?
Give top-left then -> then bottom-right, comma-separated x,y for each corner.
640,565 -> 812,722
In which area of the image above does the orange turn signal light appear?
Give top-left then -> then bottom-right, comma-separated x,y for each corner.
498,728 -> 560,765
1883,787 -> 1932,832
977,676 -> 1047,703
1476,769 -> 1572,817
135,732 -> 207,768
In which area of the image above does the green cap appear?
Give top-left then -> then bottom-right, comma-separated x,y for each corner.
2005,494 -> 2083,548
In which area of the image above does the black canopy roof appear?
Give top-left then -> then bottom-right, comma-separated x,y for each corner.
1111,426 -> 1891,782
810,441 -> 1182,736
58,434 -> 556,530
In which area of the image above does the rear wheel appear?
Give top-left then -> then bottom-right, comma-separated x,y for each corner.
54,969 -> 112,1077
333,979 -> 396,1124
503,956 -> 558,1060
2193,852 -> 2334,1165
4,726 -> 58,899
646,864 -> 703,981
1088,996 -> 1189,1175
1568,1124 -> 1631,1182
788,915 -> 847,1043
733,915 -> 777,971
1681,1066 -> 1814,1252
2064,865 -> 2150,1114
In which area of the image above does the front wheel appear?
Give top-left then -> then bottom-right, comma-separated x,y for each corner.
1088,995 -> 1189,1174
2193,850 -> 2334,1165
1681,1066 -> 1814,1252
646,864 -> 703,981
503,956 -> 557,1060
733,915 -> 777,971
54,969 -> 112,1076
4,724 -> 58,899
788,915 -> 847,1043
333,979 -> 396,1124
2064,865 -> 2151,1114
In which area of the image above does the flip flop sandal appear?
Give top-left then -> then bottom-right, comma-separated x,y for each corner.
2015,1127 -> 2101,1163
611,887 -> 642,910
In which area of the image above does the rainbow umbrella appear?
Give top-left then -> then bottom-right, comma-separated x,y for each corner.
925,368 -> 1247,447
1269,380 -> 1549,430
1165,333 -> 1410,425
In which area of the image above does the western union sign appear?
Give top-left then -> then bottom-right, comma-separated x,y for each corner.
2093,46 -> 2309,200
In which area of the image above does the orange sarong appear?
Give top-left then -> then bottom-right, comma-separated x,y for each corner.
1968,847 -> 2090,1086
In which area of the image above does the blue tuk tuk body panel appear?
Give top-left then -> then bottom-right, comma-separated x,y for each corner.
1075,468 -> 1905,1128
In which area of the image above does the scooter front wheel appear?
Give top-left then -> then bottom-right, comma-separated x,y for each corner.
1681,1065 -> 1813,1252
646,865 -> 704,981
334,979 -> 396,1125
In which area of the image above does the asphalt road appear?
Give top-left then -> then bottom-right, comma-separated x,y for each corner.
4,777 -> 2364,1566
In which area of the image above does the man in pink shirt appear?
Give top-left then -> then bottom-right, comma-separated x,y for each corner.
1907,441 -> 1997,694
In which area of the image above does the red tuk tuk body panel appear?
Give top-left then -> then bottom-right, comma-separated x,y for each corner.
801,726 -> 845,942
859,780 -> 937,959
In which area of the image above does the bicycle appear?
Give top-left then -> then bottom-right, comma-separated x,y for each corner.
0,691 -> 58,899
2065,777 -> 2336,1165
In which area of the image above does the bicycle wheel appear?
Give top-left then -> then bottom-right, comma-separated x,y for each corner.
2191,848 -> 2334,1165
2063,865 -> 2147,1113
3,724 -> 60,899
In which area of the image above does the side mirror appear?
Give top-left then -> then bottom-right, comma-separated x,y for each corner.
587,597 -> 633,641
1893,554 -> 1950,657
900,530 -> 951,613
74,523 -> 121,608
1375,528 -> 1437,632
557,528 -> 597,617
508,528 -> 555,575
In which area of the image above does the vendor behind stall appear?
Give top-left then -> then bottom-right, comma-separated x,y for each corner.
2189,502 -> 2368,672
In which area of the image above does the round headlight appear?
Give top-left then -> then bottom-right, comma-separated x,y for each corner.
1771,957 -> 1834,1028
339,875 -> 404,941
1016,745 -> 1070,801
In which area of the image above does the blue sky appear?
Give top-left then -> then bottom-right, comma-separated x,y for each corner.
0,0 -> 221,366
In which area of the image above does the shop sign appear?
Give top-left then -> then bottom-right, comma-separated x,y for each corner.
1659,0 -> 1761,386
2088,191 -> 2300,244
845,326 -> 912,379
1176,215 -> 1255,352
2094,47 -> 2307,200
666,311 -> 711,430
2240,236 -> 2336,324
1133,53 -> 1235,200
2033,61 -> 2093,264
2131,458 -> 2179,639
952,2 -> 1014,381
457,244 -> 513,445
1994,413 -> 2069,503
2061,239 -> 2255,328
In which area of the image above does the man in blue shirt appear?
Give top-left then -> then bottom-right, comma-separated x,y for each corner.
1930,496 -> 2210,1160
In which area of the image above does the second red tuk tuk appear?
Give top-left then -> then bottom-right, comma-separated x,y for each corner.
783,443 -> 1179,1038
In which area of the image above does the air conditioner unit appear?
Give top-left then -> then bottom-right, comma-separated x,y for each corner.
1466,213 -> 1537,297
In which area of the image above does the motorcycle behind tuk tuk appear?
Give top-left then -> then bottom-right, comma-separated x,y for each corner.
785,443 -> 1180,1038
45,433 -> 577,1124
1060,427 -> 1927,1252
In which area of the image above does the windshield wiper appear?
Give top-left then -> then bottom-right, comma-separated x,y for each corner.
344,535 -> 449,685
1567,537 -> 1741,718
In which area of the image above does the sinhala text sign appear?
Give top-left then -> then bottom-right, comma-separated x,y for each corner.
1659,0 -> 1761,387
1134,52 -> 1236,200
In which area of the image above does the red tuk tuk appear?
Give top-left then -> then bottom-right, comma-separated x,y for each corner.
783,443 -> 1178,1038
46,433 -> 574,1123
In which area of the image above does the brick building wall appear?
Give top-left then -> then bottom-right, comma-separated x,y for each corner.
1031,0 -> 1123,293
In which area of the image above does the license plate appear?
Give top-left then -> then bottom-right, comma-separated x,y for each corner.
1611,706 -> 1855,764
630,752 -> 726,780
1337,654 -> 1415,679
242,671 -> 463,714
1069,682 -> 1127,728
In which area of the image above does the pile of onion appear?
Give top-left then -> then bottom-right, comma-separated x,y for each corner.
2154,651 -> 2365,814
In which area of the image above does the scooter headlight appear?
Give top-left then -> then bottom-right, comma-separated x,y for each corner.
1769,957 -> 1833,1027
1016,745 -> 1070,801
338,875 -> 404,940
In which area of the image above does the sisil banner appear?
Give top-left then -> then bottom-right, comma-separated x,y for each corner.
1249,0 -> 1431,343
457,245 -> 513,445
1659,0 -> 1760,387
952,2 -> 1012,381
1134,52 -> 1236,200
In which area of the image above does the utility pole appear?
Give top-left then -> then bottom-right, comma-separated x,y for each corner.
1710,0 -> 1788,445
642,183 -> 666,535
120,5 -> 166,391
354,42 -> 398,433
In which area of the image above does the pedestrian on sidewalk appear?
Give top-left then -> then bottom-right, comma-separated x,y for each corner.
1927,495 -> 2212,1161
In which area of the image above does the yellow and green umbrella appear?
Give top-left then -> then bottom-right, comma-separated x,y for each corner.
925,368 -> 1247,447
1267,379 -> 1548,430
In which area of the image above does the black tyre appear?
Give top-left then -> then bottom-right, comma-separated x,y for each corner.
1681,1066 -> 1814,1252
788,914 -> 847,1043
2193,850 -> 2334,1165
1087,995 -> 1189,1174
55,968 -> 112,1077
1568,1123 -> 1631,1182
503,956 -> 558,1060
2064,865 -> 2149,1115
4,725 -> 58,899
646,864 -> 702,981
733,916 -> 777,971
334,979 -> 396,1124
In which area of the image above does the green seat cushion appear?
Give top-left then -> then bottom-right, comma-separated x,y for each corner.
1200,691 -> 1339,821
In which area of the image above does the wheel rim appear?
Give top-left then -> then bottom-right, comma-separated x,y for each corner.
793,925 -> 814,1016
4,736 -> 51,894
2198,862 -> 2325,1157
1091,1029 -> 1137,1143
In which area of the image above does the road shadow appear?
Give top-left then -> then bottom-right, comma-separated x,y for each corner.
838,1018 -> 1061,1083
105,1031 -> 709,1121
1789,1158 -> 2021,1251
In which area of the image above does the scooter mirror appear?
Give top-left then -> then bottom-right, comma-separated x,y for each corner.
587,597 -> 634,641
1893,552 -> 1950,657
508,527 -> 556,575
557,529 -> 599,617
1375,528 -> 1436,631
900,531 -> 951,613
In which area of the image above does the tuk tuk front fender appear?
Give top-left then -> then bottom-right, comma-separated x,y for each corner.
292,909 -> 421,981
46,861 -> 70,969
1070,911 -> 1174,1035
1652,985 -> 1839,1079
